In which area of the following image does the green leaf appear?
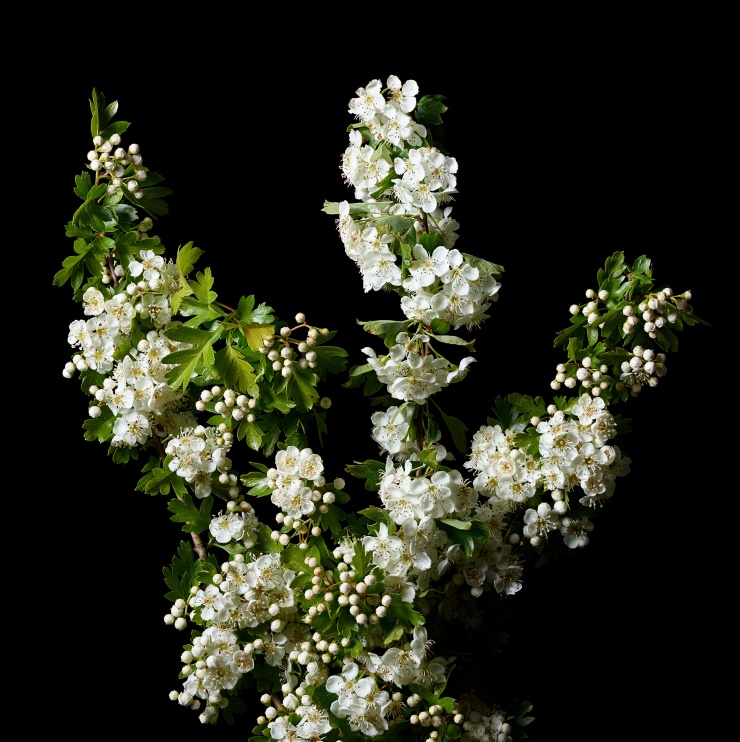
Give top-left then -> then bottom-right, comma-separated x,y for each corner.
430,333 -> 475,349
163,324 -> 224,391
176,240 -> 204,277
241,470 -> 269,488
462,252 -> 504,277
82,407 -> 114,443
389,598 -> 425,628
429,318 -> 451,335
162,540 -> 218,603
253,523 -> 280,553
167,493 -> 213,534
439,518 -> 471,530
630,254 -> 652,276
189,266 -> 217,306
170,241 -> 202,313
375,215 -> 414,233
286,363 -> 319,412
553,312 -> 587,347
318,503 -> 346,535
415,93 -> 448,127
599,251 -> 626,282
220,344 -> 256,391
429,398 -> 468,453
136,462 -> 188,497
507,393 -> 546,423
238,296 -> 276,325
435,518 -> 490,557
241,324 -> 275,351
312,345 -> 349,380
352,540 -> 374,578
383,623 -> 405,645
655,324 -> 680,353
357,318 -> 411,346
358,506 -> 394,528
345,460 -> 384,491
238,420 -> 264,452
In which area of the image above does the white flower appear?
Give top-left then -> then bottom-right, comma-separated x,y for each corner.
371,405 -> 413,455
128,249 -> 165,281
325,662 -> 375,705
560,517 -> 595,548
191,584 -> 225,621
82,287 -> 106,316
386,75 -> 418,113
362,523 -> 403,569
402,244 -> 450,292
295,703 -> 332,737
447,356 -> 476,384
209,511 -> 245,544
572,392 -> 607,425
523,502 -> 561,540
349,79 -> 385,122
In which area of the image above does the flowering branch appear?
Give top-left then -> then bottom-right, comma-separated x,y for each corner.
55,77 -> 709,740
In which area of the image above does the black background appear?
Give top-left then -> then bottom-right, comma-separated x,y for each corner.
42,53 -> 723,740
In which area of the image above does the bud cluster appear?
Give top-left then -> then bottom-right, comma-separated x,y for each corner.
259,312 -> 329,379
87,133 -> 147,198
196,384 -> 258,424
621,288 -> 692,338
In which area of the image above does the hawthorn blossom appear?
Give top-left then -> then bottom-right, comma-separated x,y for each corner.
362,523 -> 403,569
209,511 -> 246,544
386,75 -> 418,113
560,517 -> 595,548
522,502 -> 561,541
370,404 -> 414,455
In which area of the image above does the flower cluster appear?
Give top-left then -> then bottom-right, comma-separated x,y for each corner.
56,78 -> 707,739
363,331 -> 476,404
